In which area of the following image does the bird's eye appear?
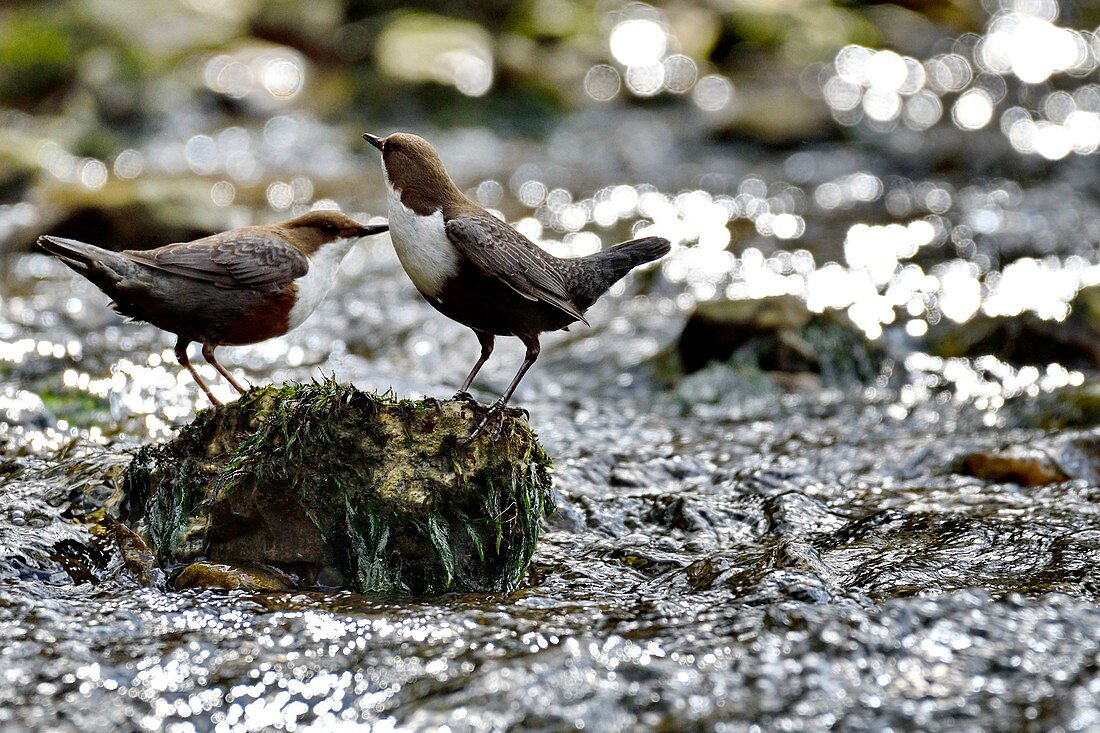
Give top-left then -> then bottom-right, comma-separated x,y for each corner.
321,223 -> 339,235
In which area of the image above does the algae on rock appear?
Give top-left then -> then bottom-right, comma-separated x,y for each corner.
120,380 -> 554,594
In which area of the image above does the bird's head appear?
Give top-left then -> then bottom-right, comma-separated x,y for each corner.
278,211 -> 388,255
363,132 -> 460,213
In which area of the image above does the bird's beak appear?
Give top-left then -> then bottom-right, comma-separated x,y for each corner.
362,133 -> 384,151
358,223 -> 389,237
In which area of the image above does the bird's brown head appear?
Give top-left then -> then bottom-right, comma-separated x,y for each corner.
363,132 -> 464,215
276,211 -> 388,255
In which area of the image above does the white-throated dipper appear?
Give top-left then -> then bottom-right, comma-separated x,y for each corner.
37,211 -> 388,406
363,131 -> 670,418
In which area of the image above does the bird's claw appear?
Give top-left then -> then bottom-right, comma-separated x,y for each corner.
451,390 -> 479,404
463,399 -> 508,444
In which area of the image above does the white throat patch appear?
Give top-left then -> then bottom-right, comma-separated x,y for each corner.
383,161 -> 460,298
286,237 -> 356,331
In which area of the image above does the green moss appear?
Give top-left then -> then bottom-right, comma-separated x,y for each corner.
121,379 -> 554,595
39,388 -> 111,429
0,14 -> 75,102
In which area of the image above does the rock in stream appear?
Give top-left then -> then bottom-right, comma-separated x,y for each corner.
675,295 -> 892,386
119,380 -> 555,594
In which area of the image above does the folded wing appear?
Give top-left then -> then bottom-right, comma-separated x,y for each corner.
445,215 -> 588,325
124,230 -> 309,291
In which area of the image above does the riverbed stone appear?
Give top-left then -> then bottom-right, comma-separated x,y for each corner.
1002,382 -> 1100,430
925,284 -> 1100,368
174,561 -> 295,592
675,295 -> 891,386
956,447 -> 1069,487
25,177 -> 228,254
119,380 -> 554,594
924,314 -> 1100,368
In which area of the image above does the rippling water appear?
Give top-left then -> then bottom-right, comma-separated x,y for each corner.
6,0 -> 1100,730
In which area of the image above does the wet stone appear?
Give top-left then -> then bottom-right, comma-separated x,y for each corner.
119,380 -> 554,595
812,509 -> 1100,600
957,446 -> 1069,487
1003,382 -> 1100,430
14,178 -> 229,254
675,295 -> 892,387
109,516 -> 161,587
1054,434 -> 1100,485
924,314 -> 1100,369
173,561 -> 294,592
0,388 -> 54,431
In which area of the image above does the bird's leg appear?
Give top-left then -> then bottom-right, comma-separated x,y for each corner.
496,335 -> 540,409
202,342 -> 248,395
453,330 -> 494,402
176,339 -> 221,406
467,336 -> 540,441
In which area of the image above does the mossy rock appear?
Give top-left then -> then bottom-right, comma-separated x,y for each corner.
924,314 -> 1100,369
120,380 -> 554,594
674,295 -> 890,387
1002,382 -> 1100,430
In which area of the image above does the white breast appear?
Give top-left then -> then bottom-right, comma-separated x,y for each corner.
383,165 -> 460,297
286,237 -> 356,331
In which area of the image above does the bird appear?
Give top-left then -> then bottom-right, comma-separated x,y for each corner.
37,211 -> 389,406
363,131 -> 670,419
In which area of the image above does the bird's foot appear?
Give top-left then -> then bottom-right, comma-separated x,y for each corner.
464,399 -> 508,444
451,390 -> 479,404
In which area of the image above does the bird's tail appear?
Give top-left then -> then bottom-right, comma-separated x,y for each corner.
36,235 -> 130,293
568,236 -> 671,306
604,236 -> 672,267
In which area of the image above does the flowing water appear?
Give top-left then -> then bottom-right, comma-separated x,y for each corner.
5,1 -> 1100,731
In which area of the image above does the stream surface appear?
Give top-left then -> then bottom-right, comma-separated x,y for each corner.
5,2 -> 1100,731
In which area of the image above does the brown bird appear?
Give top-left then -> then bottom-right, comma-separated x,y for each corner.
363,132 -> 670,416
37,211 -> 388,405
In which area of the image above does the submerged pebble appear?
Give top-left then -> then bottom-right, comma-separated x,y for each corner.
173,561 -> 294,592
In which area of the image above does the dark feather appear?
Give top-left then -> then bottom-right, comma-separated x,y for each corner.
445,215 -> 588,325
123,230 -> 309,291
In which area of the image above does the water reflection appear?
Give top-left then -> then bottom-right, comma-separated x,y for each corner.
822,0 -> 1100,160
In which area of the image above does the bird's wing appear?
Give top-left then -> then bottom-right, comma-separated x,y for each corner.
445,214 -> 588,325
123,230 -> 309,290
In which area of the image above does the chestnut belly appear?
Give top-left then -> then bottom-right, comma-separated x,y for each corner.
114,281 -> 296,346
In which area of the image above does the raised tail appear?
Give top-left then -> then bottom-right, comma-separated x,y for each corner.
567,236 -> 671,307
606,236 -> 672,266
36,235 -> 131,293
